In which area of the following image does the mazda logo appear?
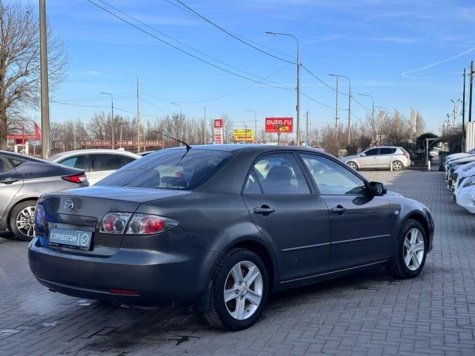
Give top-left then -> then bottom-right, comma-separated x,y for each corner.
64,200 -> 74,212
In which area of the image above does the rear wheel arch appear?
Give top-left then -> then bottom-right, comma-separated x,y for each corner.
391,160 -> 404,171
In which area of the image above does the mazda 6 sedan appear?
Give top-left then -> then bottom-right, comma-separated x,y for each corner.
29,144 -> 434,331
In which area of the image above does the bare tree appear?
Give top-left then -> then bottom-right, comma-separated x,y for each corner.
0,1 -> 69,149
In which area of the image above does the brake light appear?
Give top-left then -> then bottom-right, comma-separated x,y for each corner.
99,212 -> 178,235
62,173 -> 87,184
100,213 -> 131,234
126,214 -> 178,235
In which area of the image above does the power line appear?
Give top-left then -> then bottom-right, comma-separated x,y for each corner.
88,0 -> 289,90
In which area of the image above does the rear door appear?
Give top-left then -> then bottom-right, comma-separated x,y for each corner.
378,147 -> 396,168
89,154 -> 124,184
242,152 -> 331,282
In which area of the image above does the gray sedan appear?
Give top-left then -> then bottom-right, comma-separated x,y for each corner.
29,144 -> 434,331
0,151 -> 89,240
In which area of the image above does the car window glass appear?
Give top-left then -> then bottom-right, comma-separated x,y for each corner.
300,153 -> 365,195
0,157 -> 14,173
59,155 -> 88,170
244,153 -> 310,195
380,148 -> 395,155
92,154 -> 122,171
96,149 -> 232,190
122,156 -> 135,165
365,148 -> 379,156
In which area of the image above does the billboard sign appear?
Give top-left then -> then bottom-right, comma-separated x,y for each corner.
233,129 -> 254,142
214,118 -> 223,144
265,117 -> 293,133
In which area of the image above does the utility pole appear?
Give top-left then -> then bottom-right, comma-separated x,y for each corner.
469,61 -> 473,123
137,76 -> 140,153
39,0 -> 50,158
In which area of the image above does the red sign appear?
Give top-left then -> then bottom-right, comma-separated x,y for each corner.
214,118 -> 223,128
265,117 -> 293,133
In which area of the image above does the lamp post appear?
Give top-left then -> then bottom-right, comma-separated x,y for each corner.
266,31 -> 300,146
171,102 -> 182,119
450,98 -> 461,127
358,93 -> 375,141
329,74 -> 351,144
100,92 -> 114,149
246,109 -> 257,143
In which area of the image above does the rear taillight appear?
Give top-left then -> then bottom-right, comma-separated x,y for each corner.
126,214 -> 178,235
62,173 -> 87,184
100,213 -> 132,234
99,212 -> 178,235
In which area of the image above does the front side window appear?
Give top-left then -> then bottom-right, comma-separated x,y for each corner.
364,148 -> 379,156
59,155 -> 88,170
300,153 -> 365,195
244,153 -> 310,194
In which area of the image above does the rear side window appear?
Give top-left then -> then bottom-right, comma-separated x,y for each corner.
91,154 -> 123,171
380,148 -> 395,155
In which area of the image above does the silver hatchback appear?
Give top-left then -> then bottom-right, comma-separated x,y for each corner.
342,146 -> 411,171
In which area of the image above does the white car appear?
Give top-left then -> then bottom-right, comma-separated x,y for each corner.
48,149 -> 141,185
455,175 -> 475,214
451,161 -> 475,195
342,146 -> 411,171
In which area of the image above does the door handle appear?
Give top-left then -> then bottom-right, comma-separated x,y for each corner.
253,206 -> 275,215
1,178 -> 19,185
331,206 -> 347,215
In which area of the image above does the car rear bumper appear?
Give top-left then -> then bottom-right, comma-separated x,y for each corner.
28,237 -> 218,307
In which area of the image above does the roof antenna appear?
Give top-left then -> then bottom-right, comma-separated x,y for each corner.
154,131 -> 191,152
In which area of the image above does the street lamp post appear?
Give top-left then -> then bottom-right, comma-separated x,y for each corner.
329,74 -> 351,144
450,98 -> 461,127
266,31 -> 300,146
246,109 -> 257,143
100,92 -> 114,149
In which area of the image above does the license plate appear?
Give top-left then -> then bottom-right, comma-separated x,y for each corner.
49,228 -> 92,249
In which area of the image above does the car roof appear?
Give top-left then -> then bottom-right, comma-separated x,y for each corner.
162,144 -> 331,155
48,149 -> 141,161
0,150 -> 51,163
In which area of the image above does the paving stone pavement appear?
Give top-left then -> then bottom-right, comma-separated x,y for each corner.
1,169 -> 474,356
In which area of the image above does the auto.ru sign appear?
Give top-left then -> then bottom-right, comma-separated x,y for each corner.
265,117 -> 293,133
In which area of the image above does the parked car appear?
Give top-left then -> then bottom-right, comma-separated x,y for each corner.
0,151 -> 88,241
445,155 -> 475,189
48,149 -> 141,185
455,174 -> 475,213
29,144 -> 434,331
341,146 -> 411,171
450,161 -> 475,195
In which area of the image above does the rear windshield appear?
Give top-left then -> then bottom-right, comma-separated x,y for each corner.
96,148 -> 232,190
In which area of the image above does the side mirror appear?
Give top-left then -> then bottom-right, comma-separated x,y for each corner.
359,153 -> 366,157
367,181 -> 387,197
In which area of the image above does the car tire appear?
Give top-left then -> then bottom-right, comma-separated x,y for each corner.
387,219 -> 427,279
391,160 -> 404,171
204,248 -> 268,331
9,200 -> 37,241
347,161 -> 358,170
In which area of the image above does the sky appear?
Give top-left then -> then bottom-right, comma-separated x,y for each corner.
24,0 -> 475,137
